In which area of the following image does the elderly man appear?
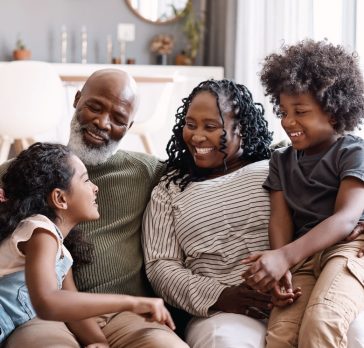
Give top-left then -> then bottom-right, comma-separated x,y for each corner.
3,69 -> 188,348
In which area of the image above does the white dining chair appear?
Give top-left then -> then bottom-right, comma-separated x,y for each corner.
130,79 -> 175,154
0,61 -> 65,163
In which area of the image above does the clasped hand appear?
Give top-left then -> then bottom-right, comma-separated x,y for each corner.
212,283 -> 272,319
242,249 -> 290,292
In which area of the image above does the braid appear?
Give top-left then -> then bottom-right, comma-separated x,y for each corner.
164,79 -> 272,191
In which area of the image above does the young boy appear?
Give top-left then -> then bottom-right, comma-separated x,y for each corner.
243,39 -> 364,347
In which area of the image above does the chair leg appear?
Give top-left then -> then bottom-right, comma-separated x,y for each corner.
13,137 -> 35,156
0,136 -> 13,164
13,139 -> 24,156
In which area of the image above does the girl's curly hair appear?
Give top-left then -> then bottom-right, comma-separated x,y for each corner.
0,142 -> 93,267
260,39 -> 364,133
163,79 -> 273,191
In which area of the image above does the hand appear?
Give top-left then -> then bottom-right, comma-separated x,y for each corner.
85,343 -> 109,348
344,221 -> 364,257
211,283 -> 272,319
131,297 -> 175,330
270,271 -> 302,307
242,249 -> 290,292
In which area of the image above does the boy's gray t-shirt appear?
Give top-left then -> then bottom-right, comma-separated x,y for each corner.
263,134 -> 364,239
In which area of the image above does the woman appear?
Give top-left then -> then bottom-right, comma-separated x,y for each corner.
142,79 -> 275,348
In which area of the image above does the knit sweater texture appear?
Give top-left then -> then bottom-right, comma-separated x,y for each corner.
74,150 -> 165,296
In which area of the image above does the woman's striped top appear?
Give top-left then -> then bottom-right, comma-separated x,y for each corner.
142,160 -> 270,317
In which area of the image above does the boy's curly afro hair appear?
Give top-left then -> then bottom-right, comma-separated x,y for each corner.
260,39 -> 364,133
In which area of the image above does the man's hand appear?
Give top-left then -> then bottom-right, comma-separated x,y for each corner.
211,283 -> 272,319
344,221 -> 364,257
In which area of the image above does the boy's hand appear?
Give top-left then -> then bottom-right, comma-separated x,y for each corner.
344,221 -> 364,257
242,249 -> 290,292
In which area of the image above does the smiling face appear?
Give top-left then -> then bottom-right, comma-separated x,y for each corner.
63,154 -> 99,225
279,92 -> 338,155
182,91 -> 243,170
68,69 -> 137,165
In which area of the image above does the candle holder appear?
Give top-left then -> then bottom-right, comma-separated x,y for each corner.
81,26 -> 88,64
117,23 -> 135,64
61,25 -> 67,63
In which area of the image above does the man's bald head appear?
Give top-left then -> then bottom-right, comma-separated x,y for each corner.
68,69 -> 138,166
79,69 -> 138,116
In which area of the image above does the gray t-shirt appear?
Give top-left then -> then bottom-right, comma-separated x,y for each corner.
263,134 -> 364,239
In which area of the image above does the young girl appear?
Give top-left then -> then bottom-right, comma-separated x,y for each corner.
0,142 -> 174,347
242,40 -> 364,347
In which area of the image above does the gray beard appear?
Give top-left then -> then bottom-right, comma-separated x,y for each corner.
68,113 -> 120,166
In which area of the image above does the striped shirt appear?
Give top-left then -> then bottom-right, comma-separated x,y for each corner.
142,160 -> 270,317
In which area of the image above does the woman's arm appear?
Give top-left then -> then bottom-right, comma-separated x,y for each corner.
243,177 -> 364,290
24,230 -> 174,328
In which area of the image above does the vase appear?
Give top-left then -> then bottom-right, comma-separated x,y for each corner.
175,52 -> 193,66
156,54 -> 168,65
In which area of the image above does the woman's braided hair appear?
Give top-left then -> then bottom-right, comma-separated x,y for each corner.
163,79 -> 272,190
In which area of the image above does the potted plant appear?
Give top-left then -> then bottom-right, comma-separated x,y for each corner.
177,0 -> 204,64
13,38 -> 31,60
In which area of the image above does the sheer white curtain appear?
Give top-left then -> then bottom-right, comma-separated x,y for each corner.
234,0 -> 361,142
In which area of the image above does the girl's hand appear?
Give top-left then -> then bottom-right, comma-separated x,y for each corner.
131,297 -> 175,331
85,343 -> 109,348
242,249 -> 290,292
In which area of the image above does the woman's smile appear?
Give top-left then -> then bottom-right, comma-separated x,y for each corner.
194,147 -> 215,155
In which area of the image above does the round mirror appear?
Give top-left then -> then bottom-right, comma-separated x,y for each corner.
125,0 -> 189,24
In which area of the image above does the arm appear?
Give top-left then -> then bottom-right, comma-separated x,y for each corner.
243,177 -> 364,291
24,230 -> 174,328
268,190 -> 301,302
282,177 -> 364,264
269,190 -> 294,249
62,270 -> 108,347
142,184 -> 227,317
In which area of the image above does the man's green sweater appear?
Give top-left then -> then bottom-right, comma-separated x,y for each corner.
74,150 -> 165,296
